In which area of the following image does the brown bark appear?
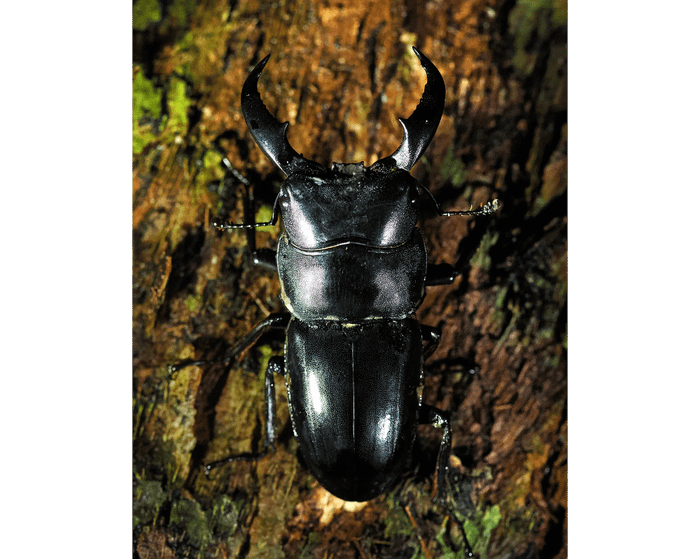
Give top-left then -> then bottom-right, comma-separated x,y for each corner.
133,0 -> 567,557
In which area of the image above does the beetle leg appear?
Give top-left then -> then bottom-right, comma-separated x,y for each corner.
419,405 -> 452,506
262,356 -> 284,452
426,263 -> 459,286
168,313 -> 289,474
204,356 -> 284,475
420,324 -> 441,358
168,312 -> 289,374
212,157 -> 279,271
419,405 -> 474,557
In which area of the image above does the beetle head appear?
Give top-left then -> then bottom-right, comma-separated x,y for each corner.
241,47 -> 445,176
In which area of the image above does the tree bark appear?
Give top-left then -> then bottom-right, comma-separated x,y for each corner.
133,0 -> 567,557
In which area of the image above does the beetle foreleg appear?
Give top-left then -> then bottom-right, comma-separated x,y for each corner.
212,157 -> 279,271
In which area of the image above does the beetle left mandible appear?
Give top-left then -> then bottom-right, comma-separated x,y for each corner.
174,47 -> 499,556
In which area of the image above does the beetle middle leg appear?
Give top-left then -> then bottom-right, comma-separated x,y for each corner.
425,263 -> 459,286
168,312 -> 289,374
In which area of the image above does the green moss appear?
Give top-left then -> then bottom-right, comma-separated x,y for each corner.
133,67 -> 163,155
298,531 -> 320,559
469,231 -> 499,271
462,505 -> 501,557
440,143 -> 469,186
383,496 -> 414,540
132,72 -> 190,158
168,0 -> 199,27
480,505 -> 502,544
509,0 -> 567,76
193,149 -> 227,195
133,0 -> 162,31
164,78 -> 190,137
185,294 -> 200,313
133,479 -> 167,528
254,204 -> 276,231
256,344 -> 273,376
170,498 -> 213,547
132,70 -> 161,121
551,0 -> 567,26
494,284 -> 509,310
210,494 -> 243,537
485,285 -> 510,337
170,24 -> 232,84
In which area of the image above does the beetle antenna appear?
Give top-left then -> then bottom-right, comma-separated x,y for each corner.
221,156 -> 251,186
213,157 -> 281,229
438,198 -> 500,217
212,193 -> 281,229
421,185 -> 500,217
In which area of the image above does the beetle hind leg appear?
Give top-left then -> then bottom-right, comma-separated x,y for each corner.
166,314 -> 289,475
419,405 -> 452,505
204,355 -> 284,476
419,404 -> 475,557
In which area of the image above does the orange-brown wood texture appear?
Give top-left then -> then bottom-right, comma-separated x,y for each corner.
133,1 -> 567,557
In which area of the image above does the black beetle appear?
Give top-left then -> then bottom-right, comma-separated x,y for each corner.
174,47 -> 498,554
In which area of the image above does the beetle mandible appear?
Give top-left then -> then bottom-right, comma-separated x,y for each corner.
175,47 -> 498,547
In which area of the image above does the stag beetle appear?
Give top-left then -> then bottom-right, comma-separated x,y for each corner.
173,47 -> 498,554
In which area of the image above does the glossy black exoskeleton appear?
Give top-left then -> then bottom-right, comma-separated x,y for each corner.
173,47 -> 498,555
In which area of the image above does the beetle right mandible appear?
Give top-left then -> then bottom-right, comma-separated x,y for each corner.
177,46 -> 499,555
